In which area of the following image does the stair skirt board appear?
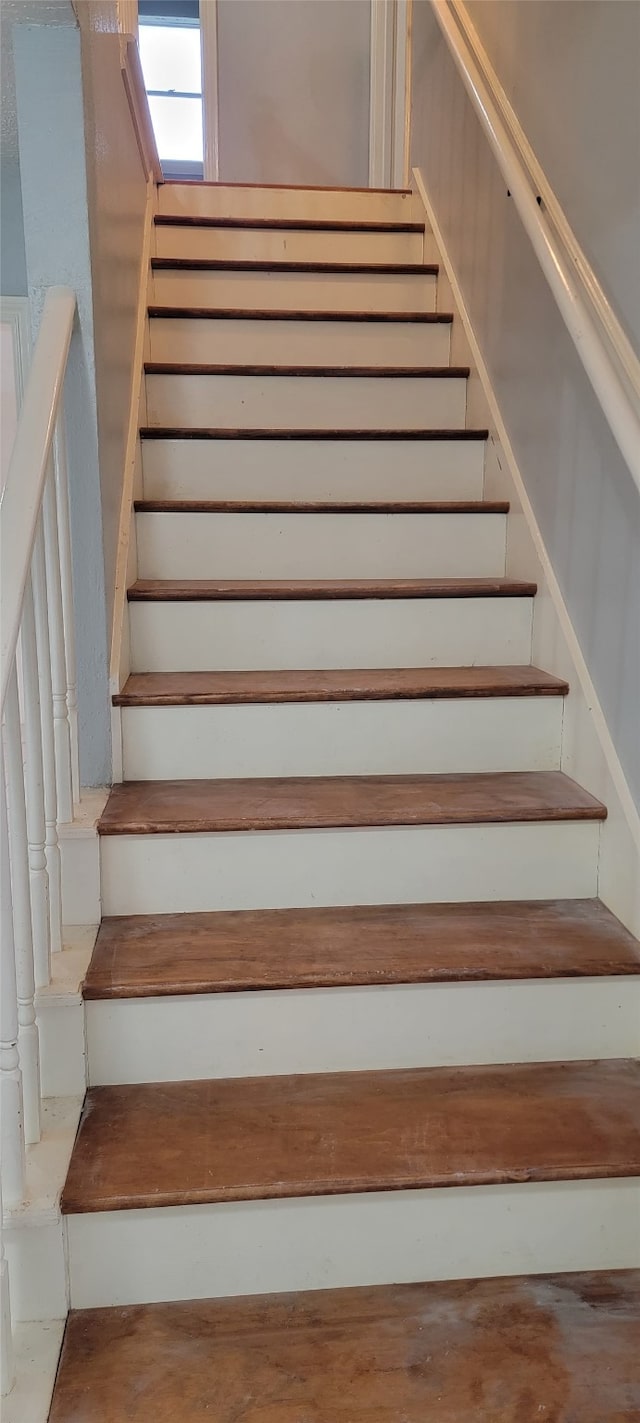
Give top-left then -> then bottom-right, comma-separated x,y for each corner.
128,597 -> 534,671
85,977 -> 640,1085
144,371 -> 467,430
99,821 -> 600,916
65,1177 -> 639,1309
150,269 -> 438,312
140,436 -> 486,503
148,314 -> 452,367
153,227 -> 425,263
134,510 -> 506,581
119,697 -> 562,779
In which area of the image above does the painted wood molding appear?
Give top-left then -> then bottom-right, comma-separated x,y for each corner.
200,0 -> 219,182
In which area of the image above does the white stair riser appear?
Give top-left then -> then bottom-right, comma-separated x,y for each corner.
135,512 -> 506,580
157,185 -> 420,223
129,597 -> 533,672
100,821 -> 599,916
148,316 -> 451,367
120,698 -> 562,780
145,373 -> 467,431
154,227 -> 424,264
66,1177 -> 640,1308
86,978 -> 640,1086
151,269 -> 437,313
141,437 -> 485,503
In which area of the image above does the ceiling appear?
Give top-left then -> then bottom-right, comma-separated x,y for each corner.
1,0 -> 77,160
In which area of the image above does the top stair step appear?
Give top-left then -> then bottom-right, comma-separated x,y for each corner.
155,215 -> 425,232
157,182 -> 417,225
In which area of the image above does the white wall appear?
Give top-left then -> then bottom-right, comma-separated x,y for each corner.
410,0 -> 640,807
466,0 -> 640,356
216,0 -> 371,185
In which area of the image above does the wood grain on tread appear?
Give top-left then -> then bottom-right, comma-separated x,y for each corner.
47,1272 -> 640,1423
113,666 -> 567,706
151,258 -> 438,274
60,1060 -> 640,1212
148,305 -> 454,323
83,899 -> 640,999
133,499 -> 508,514
159,180 -> 413,192
127,576 -> 536,601
154,215 -> 425,232
96,772 -> 606,836
144,362 -> 468,378
140,426 -> 489,441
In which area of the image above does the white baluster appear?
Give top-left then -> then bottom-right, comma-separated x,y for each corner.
43,462 -> 73,825
4,666 -> 41,1146
0,762 -> 26,1208
18,580 -> 51,990
30,524 -> 63,955
53,417 -> 80,805
0,1177 -> 14,1398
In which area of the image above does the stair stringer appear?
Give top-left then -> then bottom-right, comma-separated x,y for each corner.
413,166 -> 640,939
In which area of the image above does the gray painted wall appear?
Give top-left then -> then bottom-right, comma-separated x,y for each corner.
13,22 -> 111,786
0,156 -> 27,295
410,0 -> 640,805
217,0 -> 371,185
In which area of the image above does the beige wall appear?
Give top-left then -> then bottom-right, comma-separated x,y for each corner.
467,0 -> 640,357
217,0 -> 371,185
78,0 -> 148,628
410,0 -> 640,805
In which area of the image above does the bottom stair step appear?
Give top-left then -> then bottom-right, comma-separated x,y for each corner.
49,1270 -> 640,1423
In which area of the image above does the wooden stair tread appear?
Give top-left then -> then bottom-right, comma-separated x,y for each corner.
127,576 -> 536,601
144,362 -> 469,378
140,426 -> 489,440
83,899 -> 640,999
133,499 -> 508,513
48,1271 -> 640,1423
148,305 -> 454,322
113,665 -> 566,706
154,214 -> 426,232
60,1060 -> 640,1212
151,258 -> 438,274
97,772 -> 606,836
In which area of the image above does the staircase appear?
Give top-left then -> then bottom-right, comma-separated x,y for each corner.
51,182 -> 640,1419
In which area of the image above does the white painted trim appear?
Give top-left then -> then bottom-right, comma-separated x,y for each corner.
1,288 -> 75,713
392,0 -> 412,188
412,164 -> 640,877
0,297 -> 32,410
369,0 -> 395,187
430,0 -> 640,497
200,0 -> 219,182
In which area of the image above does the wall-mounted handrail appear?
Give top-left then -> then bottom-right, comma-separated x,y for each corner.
430,0 -> 640,497
1,288 -> 75,711
121,35 -> 163,184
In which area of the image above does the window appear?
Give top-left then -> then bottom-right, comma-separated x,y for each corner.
139,8 -> 203,172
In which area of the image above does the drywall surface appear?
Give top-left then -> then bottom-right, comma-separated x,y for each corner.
77,0 -> 147,633
465,0 -> 640,357
410,0 -> 640,806
13,21 -> 111,786
217,0 -> 371,185
0,157 -> 27,295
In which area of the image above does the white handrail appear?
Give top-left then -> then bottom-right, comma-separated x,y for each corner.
430,0 -> 640,496
0,288 -> 76,711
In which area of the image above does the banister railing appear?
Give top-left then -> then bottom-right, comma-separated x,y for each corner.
430,0 -> 640,497
0,286 -> 78,1397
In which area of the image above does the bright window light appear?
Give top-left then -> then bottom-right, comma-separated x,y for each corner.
139,22 -> 203,163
